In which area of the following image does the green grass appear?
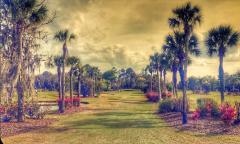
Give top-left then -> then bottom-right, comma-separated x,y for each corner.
3,90 -> 240,144
37,91 -> 59,101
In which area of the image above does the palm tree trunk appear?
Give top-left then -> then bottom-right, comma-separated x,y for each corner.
182,61 -> 188,124
70,68 -> 73,104
163,69 -> 166,91
16,23 -> 24,122
172,66 -> 178,98
78,75 -> 81,97
157,70 -> 162,101
57,66 -> 62,99
219,55 -> 225,103
179,61 -> 187,124
92,77 -> 95,97
150,72 -> 153,92
60,42 -> 67,113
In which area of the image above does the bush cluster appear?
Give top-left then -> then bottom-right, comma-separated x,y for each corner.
158,98 -> 185,113
1,103 -> 46,122
195,98 -> 220,118
192,98 -> 237,125
145,92 -> 159,102
145,91 -> 173,103
219,103 -> 236,125
57,97 -> 81,108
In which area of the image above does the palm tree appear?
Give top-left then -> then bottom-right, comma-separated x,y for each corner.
74,64 -> 83,97
169,2 -> 202,124
205,25 -> 239,103
53,56 -> 64,99
145,64 -> 154,92
163,32 -> 185,97
3,0 -> 49,122
54,30 -> 75,113
150,53 -> 162,100
67,56 -> 80,103
45,55 -> 64,112
159,53 -> 171,91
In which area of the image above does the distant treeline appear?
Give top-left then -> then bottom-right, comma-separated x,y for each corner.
35,70 -> 240,95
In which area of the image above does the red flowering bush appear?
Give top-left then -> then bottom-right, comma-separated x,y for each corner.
73,97 -> 80,107
57,97 -> 81,109
192,108 -> 200,120
145,92 -> 159,102
162,91 -> 173,99
219,103 -> 236,125
196,98 -> 220,118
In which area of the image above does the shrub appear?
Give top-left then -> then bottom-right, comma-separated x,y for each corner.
196,98 -> 220,118
192,109 -> 200,120
73,97 -> 80,107
211,102 -> 221,118
162,91 -> 173,99
25,103 -> 46,119
6,104 -> 18,119
145,92 -> 159,102
57,97 -> 81,109
2,114 -> 11,122
159,99 -> 174,113
219,103 -> 236,125
198,103 -> 208,117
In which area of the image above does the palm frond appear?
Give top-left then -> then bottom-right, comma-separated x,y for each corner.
168,18 -> 180,28
228,32 -> 239,47
30,5 -> 48,23
189,34 -> 200,56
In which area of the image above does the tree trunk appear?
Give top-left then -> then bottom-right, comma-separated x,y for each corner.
163,69 -> 166,91
7,83 -> 14,104
219,55 -> 225,103
78,75 -> 81,97
16,23 -> 24,122
150,72 -> 153,92
157,70 -> 162,101
172,66 -> 178,98
70,68 -> 73,104
17,76 -> 24,122
182,60 -> 188,124
57,66 -> 62,99
181,24 -> 191,125
60,42 -> 67,113
93,77 -> 95,97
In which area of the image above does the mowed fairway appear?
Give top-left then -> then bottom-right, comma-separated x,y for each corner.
3,90 -> 240,144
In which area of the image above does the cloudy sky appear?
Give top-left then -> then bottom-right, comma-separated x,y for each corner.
41,0 -> 240,77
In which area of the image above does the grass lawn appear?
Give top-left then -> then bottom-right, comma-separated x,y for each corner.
2,90 -> 240,144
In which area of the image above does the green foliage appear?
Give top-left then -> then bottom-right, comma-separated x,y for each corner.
196,98 -> 220,118
25,103 -> 46,119
159,99 -> 175,113
102,68 -> 118,82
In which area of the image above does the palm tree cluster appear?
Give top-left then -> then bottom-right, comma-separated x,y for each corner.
0,0 -> 53,122
146,2 -> 239,124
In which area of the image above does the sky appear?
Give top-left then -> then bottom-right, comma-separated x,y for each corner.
41,0 -> 240,77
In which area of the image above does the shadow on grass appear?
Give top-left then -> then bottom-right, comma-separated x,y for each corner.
36,111 -> 169,134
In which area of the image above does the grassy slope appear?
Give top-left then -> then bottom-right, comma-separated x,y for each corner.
3,90 -> 240,144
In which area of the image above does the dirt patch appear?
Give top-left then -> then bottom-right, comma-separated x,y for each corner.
0,118 -> 57,138
159,112 -> 240,135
